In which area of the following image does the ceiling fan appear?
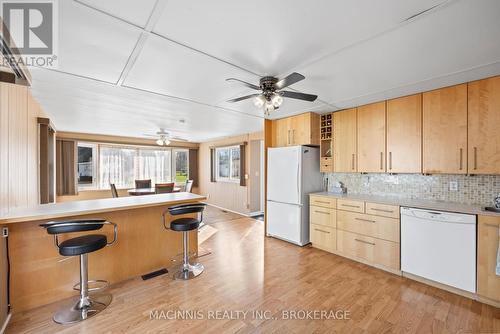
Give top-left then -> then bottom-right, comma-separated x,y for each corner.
143,129 -> 188,146
226,72 -> 318,116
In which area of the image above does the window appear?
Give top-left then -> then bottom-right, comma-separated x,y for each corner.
77,142 -> 189,190
174,149 -> 189,183
216,146 -> 240,182
77,143 -> 97,188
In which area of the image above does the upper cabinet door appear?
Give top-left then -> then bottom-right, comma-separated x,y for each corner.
423,84 -> 467,174
387,94 -> 422,173
334,108 -> 357,172
468,76 -> 500,174
357,102 -> 386,173
290,113 -> 310,146
272,118 -> 290,147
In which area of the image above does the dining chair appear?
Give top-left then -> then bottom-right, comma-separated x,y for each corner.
155,182 -> 175,194
135,179 -> 151,189
185,180 -> 194,193
110,183 -> 119,198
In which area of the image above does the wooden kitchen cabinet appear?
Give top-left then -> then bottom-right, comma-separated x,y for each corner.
334,108 -> 357,172
468,76 -> 500,174
271,112 -> 319,147
423,84 -> 467,174
477,215 -> 500,303
357,102 -> 386,173
387,94 -> 422,173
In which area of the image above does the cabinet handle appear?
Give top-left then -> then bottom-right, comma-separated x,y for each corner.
459,148 -> 463,170
292,129 -> 295,144
474,147 -> 478,170
355,217 -> 376,223
315,200 -> 330,204
341,204 -> 360,209
314,210 -> 330,215
351,154 -> 355,170
355,238 -> 375,246
380,152 -> 384,170
371,208 -> 394,213
315,228 -> 330,234
389,152 -> 392,170
287,130 -> 291,145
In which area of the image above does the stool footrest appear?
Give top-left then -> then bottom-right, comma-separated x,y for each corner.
73,279 -> 110,292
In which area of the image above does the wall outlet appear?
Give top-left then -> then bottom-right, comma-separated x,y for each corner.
449,181 -> 459,192
2,227 -> 8,237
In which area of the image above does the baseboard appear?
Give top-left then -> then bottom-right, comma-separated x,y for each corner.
248,211 -> 264,217
0,313 -> 11,334
205,203 -> 249,217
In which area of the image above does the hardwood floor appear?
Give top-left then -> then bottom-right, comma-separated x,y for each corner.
7,213 -> 500,333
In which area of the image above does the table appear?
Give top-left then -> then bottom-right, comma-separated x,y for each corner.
128,187 -> 181,195
0,192 -> 206,312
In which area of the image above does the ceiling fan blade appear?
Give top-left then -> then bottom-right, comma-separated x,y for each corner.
280,90 -> 318,102
226,78 -> 261,90
227,93 -> 260,103
275,72 -> 305,90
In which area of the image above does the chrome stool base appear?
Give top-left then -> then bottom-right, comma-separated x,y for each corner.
53,293 -> 112,324
173,262 -> 204,280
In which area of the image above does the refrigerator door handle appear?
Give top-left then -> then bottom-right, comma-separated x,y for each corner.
296,160 -> 300,204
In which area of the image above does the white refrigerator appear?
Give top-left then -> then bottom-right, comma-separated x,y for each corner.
266,146 -> 323,246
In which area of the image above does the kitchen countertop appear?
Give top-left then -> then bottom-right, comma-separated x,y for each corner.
0,192 -> 206,224
310,192 -> 500,217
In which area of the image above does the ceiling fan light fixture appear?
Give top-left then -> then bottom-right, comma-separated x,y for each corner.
264,102 -> 275,116
156,139 -> 164,146
271,93 -> 283,108
253,95 -> 266,108
165,139 -> 171,146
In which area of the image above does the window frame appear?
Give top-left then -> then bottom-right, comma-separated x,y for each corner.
76,142 -> 189,191
215,145 -> 240,183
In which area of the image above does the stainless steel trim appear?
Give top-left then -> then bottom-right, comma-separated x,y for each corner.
459,148 -> 463,170
474,147 -> 478,170
354,238 -> 375,246
355,217 -> 376,223
314,228 -> 330,234
370,208 -> 394,213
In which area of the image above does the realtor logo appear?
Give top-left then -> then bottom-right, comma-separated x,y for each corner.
1,0 -> 58,67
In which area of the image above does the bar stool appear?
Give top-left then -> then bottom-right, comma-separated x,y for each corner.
40,218 -> 117,324
162,203 -> 206,280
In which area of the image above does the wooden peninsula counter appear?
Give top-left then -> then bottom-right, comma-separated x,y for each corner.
0,192 -> 206,312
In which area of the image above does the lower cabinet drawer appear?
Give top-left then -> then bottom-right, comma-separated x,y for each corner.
336,230 -> 400,270
310,206 -> 336,228
310,224 -> 336,252
337,199 -> 365,213
336,210 -> 399,242
310,195 -> 336,209
365,202 -> 399,219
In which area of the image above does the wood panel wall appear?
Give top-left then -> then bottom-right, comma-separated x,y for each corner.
198,131 -> 264,215
0,83 -> 45,215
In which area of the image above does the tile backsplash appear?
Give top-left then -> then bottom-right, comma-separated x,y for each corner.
323,173 -> 500,206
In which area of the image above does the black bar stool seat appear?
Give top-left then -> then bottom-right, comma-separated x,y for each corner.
40,218 -> 117,324
58,235 -> 108,256
170,218 -> 199,232
162,203 -> 206,280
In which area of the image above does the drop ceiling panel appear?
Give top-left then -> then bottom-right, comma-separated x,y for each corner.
293,0 -> 500,108
153,0 -> 444,76
30,69 -> 263,142
123,34 -> 261,109
56,0 -> 142,83
76,0 -> 158,27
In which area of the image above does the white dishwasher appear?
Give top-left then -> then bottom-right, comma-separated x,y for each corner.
400,207 -> 476,293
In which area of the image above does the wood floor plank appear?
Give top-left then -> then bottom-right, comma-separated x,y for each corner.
6,209 -> 500,333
